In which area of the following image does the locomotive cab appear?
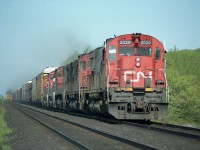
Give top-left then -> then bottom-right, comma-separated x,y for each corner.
106,33 -> 168,120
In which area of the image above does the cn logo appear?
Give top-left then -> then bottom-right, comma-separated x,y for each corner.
124,71 -> 152,82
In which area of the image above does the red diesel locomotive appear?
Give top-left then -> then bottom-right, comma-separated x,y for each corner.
13,33 -> 169,120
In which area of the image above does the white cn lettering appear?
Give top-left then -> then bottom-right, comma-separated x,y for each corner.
124,71 -> 152,82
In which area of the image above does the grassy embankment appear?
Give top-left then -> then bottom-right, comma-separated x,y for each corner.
163,48 -> 200,127
0,98 -> 12,150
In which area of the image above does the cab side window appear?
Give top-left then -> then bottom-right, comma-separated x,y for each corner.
80,61 -> 86,71
155,48 -> 161,60
108,46 -> 116,61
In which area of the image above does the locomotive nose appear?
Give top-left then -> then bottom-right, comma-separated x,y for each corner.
134,38 -> 140,44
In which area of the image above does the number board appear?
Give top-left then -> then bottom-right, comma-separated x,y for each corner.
119,40 -> 132,45
140,41 -> 152,45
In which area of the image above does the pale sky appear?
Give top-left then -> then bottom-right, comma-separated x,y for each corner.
0,0 -> 200,94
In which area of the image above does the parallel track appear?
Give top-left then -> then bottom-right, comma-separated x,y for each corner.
13,103 -> 159,150
40,103 -> 200,140
151,121 -> 200,132
122,121 -> 200,139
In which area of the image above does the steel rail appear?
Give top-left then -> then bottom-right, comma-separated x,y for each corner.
151,121 -> 200,132
122,121 -> 200,140
12,104 -> 93,150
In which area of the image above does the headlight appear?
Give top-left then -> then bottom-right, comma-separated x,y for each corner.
135,62 -> 140,67
136,57 -> 141,62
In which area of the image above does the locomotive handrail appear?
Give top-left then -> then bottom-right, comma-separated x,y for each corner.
164,59 -> 169,103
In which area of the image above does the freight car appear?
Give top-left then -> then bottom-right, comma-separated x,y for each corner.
20,81 -> 32,103
13,33 -> 169,120
13,88 -> 22,102
26,81 -> 32,102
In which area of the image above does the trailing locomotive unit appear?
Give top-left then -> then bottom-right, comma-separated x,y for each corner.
42,67 -> 58,107
65,33 -> 168,120
13,67 -> 57,105
53,66 -> 66,109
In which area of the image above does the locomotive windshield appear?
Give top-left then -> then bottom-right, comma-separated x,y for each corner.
119,47 -> 134,56
118,47 -> 151,56
136,47 -> 151,56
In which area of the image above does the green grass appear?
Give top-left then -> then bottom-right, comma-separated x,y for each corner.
161,48 -> 200,127
0,99 -> 12,150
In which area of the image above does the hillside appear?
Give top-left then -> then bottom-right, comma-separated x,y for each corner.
164,48 -> 200,126
0,98 -> 12,149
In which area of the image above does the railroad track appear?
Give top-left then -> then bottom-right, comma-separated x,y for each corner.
12,103 -> 92,150
151,121 -> 200,132
122,121 -> 200,140
12,103 -> 159,150
32,102 -> 200,140
14,102 -> 200,140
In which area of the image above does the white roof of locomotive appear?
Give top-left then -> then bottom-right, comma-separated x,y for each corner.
43,67 -> 58,74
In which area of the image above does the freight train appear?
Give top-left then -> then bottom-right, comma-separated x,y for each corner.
12,33 -> 169,120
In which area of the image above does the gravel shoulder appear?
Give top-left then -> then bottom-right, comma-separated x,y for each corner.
4,102 -> 76,150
